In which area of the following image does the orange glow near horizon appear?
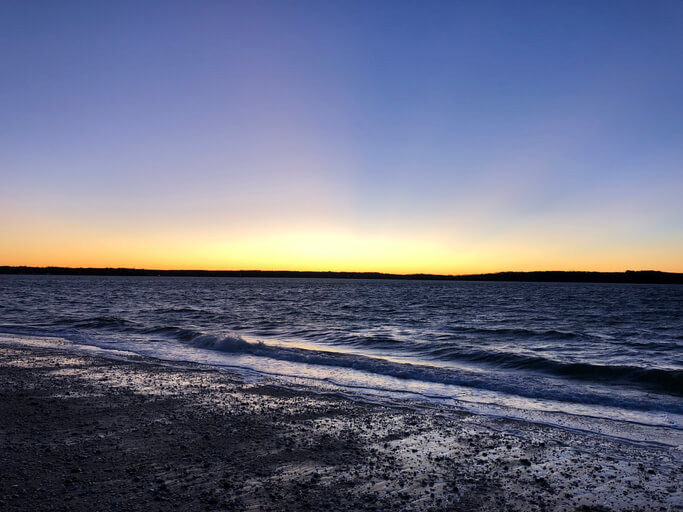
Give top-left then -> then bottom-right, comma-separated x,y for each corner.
2,221 -> 682,275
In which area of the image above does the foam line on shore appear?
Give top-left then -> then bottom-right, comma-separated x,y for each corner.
2,333 -> 682,449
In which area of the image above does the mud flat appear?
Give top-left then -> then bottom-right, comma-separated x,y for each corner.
0,342 -> 681,511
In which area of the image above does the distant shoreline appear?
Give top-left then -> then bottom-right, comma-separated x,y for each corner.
1,266 -> 681,284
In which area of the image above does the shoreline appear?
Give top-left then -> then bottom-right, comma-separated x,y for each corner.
1,342 -> 681,511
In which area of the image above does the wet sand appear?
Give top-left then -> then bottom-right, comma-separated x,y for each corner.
1,343 -> 681,511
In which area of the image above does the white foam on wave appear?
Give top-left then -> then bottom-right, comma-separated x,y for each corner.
3,328 -> 682,449
175,332 -> 683,420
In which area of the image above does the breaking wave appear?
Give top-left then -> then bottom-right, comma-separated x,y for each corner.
171,330 -> 683,413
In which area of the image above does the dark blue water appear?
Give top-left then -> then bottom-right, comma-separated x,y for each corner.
1,275 -> 681,429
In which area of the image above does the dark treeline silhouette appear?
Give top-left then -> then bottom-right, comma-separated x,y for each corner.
1,266 -> 681,284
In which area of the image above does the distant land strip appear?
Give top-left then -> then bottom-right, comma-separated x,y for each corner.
1,266 -> 682,284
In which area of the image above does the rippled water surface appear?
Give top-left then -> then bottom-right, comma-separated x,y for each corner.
1,275 -> 681,429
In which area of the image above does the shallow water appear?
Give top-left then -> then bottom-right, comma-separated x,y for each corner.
1,275 -> 681,433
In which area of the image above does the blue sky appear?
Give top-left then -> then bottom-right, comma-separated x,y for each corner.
1,1 -> 682,272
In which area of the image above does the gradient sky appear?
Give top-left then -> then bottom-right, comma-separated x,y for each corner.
1,1 -> 682,273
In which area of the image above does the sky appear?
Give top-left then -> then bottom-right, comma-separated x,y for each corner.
1,0 -> 682,274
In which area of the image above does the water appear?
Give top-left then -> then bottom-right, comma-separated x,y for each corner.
1,275 -> 681,438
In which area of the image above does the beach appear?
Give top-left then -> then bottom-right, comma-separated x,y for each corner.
1,341 -> 680,512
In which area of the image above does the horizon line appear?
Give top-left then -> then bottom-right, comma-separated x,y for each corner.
1,266 -> 681,284
0,264 -> 678,275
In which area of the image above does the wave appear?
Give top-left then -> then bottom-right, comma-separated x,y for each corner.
42,315 -> 137,330
136,325 -> 682,398
71,316 -> 136,329
4,320 -> 680,399
143,325 -> 203,341
335,327 -> 585,346
176,332 -> 683,412
449,326 -> 584,340
151,307 -> 205,314
424,346 -> 683,394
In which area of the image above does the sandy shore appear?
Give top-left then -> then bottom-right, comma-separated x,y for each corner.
0,343 -> 681,511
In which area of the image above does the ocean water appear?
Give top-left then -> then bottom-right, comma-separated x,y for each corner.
1,275 -> 681,440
